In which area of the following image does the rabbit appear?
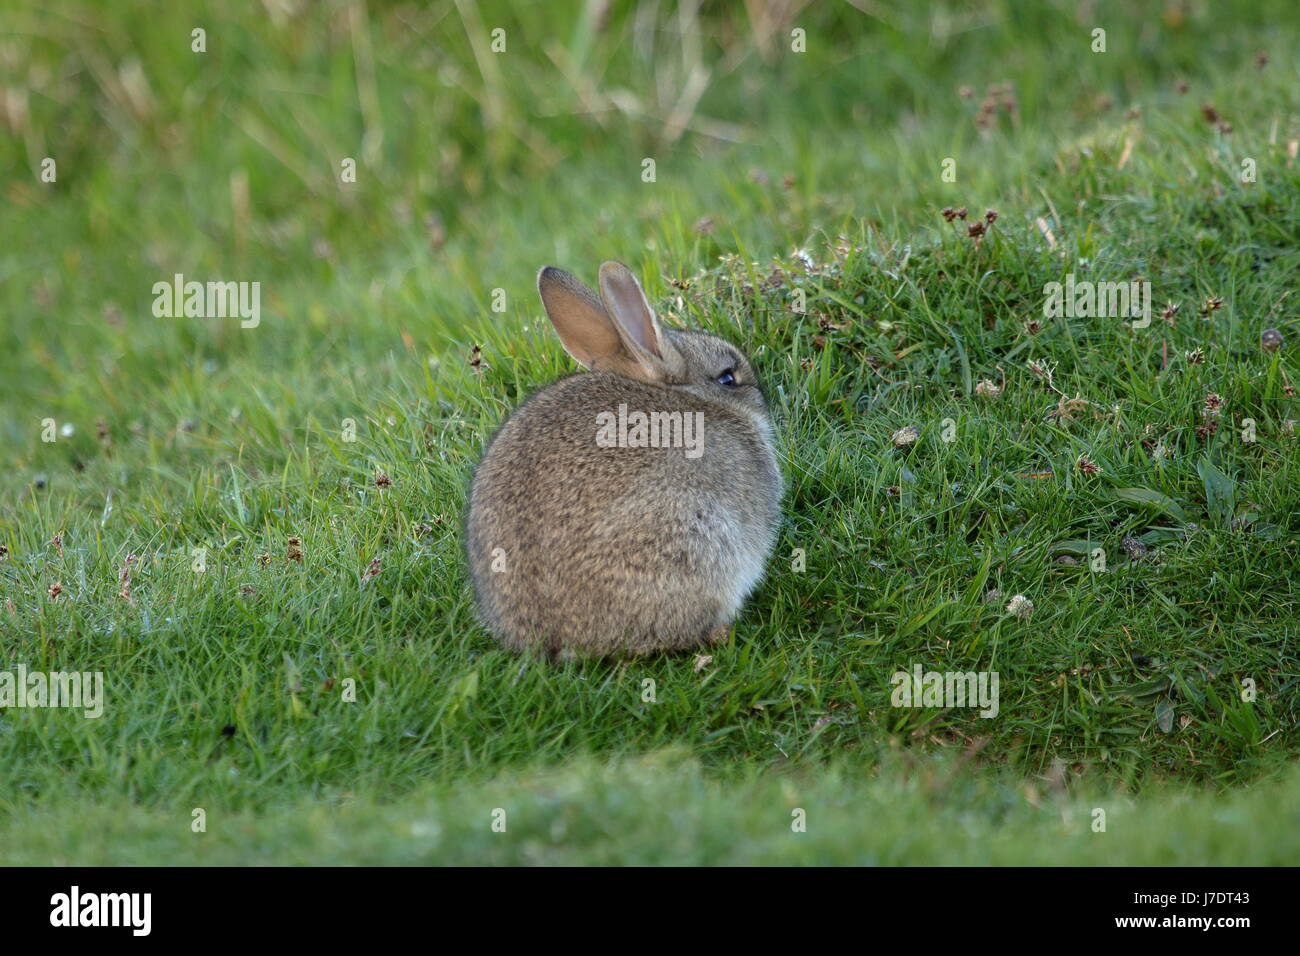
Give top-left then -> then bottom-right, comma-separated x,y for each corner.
465,260 -> 783,658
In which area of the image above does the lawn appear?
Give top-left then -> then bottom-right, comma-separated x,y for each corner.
1,0 -> 1297,864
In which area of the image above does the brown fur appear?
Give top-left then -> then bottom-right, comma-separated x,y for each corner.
465,262 -> 783,657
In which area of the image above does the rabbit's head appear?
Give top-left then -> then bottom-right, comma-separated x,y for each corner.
537,261 -> 770,423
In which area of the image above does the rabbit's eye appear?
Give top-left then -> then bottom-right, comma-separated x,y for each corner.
715,368 -> 738,387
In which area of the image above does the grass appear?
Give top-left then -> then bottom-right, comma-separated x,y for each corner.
6,750 -> 1300,866
1,0 -> 1298,864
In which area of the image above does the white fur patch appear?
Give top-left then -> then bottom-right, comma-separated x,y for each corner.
716,509 -> 771,617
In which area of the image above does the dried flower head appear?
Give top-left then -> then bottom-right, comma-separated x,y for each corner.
118,554 -> 136,602
374,471 -> 392,489
287,537 -> 303,563
1077,456 -> 1101,475
1006,594 -> 1034,619
1121,537 -> 1148,559
1049,396 -> 1092,423
975,378 -> 1002,400
891,425 -> 920,448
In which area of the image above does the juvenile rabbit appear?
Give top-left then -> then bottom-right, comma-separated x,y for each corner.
465,261 -> 783,658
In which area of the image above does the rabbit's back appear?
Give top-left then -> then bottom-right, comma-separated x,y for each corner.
466,372 -> 781,656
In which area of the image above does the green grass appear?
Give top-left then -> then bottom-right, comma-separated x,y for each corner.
6,751 -> 1300,866
1,0 -> 1298,864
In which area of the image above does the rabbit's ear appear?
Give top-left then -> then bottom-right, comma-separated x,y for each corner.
537,266 -> 624,371
597,261 -> 682,380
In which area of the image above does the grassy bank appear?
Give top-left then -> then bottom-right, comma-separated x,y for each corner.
1,1 -> 1297,863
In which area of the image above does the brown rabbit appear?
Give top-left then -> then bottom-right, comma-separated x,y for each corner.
465,261 -> 783,657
